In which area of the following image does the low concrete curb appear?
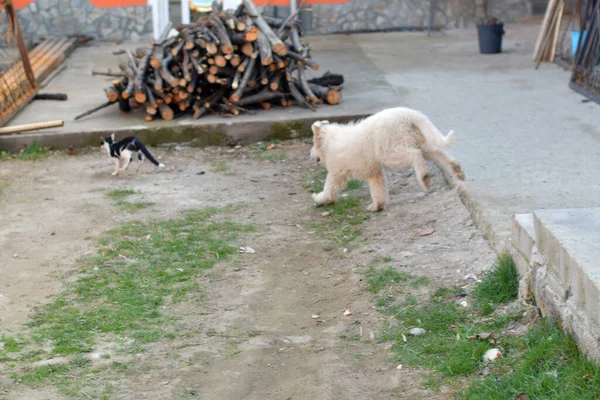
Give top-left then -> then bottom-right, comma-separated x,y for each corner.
0,113 -> 372,152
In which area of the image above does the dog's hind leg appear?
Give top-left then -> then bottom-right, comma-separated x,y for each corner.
423,149 -> 465,181
366,171 -> 386,212
312,171 -> 347,205
381,149 -> 430,192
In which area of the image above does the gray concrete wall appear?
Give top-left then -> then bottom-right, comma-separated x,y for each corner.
263,0 -> 535,34
9,0 -> 152,42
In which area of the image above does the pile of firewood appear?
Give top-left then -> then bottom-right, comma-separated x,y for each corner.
80,0 -> 343,122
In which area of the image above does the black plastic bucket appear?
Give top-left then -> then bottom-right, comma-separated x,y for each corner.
477,22 -> 504,54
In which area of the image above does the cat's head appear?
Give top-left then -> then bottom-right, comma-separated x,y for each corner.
100,133 -> 115,156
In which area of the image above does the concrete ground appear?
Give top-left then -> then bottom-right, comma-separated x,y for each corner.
1,35 -> 395,148
3,22 -> 599,249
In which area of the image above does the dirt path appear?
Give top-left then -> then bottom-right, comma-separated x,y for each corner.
0,141 -> 495,399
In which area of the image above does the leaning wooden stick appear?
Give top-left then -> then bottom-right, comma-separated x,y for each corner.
74,101 -> 115,120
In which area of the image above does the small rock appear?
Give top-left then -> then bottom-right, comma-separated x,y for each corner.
402,334 -> 407,342
409,328 -> 426,336
343,248 -> 348,253
239,247 -> 256,254
460,301 -> 468,307
478,366 -> 491,377
32,357 -> 69,367
311,314 -> 320,319
515,393 -> 529,400
321,211 -> 331,217
343,310 -> 352,316
483,348 -> 502,362
419,228 -> 435,236
396,364 -> 403,370
12,254 -> 17,258
50,231 -> 56,236
369,331 -> 375,340
464,273 -> 479,282
197,171 -> 205,175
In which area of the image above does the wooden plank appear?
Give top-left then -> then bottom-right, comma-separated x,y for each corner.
548,0 -> 565,61
533,0 -> 559,61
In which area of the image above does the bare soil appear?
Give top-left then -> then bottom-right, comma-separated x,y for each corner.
0,140 -> 496,399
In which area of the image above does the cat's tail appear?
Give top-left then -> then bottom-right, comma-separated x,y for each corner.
138,142 -> 165,167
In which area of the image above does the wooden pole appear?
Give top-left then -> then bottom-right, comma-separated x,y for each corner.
5,0 -> 36,88
0,120 -> 64,135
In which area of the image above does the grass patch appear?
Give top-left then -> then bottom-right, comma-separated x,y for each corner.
306,170 -> 365,194
458,323 -> 600,400
107,189 -> 136,199
210,161 -> 235,176
368,253 -> 600,398
107,189 -> 154,212
114,200 -> 155,212
474,253 -> 519,315
366,266 -> 411,293
303,170 -> 372,246
308,196 -> 370,245
17,142 -> 50,161
252,152 -> 288,161
6,205 -> 255,395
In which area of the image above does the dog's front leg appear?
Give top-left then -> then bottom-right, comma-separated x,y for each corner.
312,171 -> 346,205
367,171 -> 386,212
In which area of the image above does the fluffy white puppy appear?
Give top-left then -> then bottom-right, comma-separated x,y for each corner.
309,107 -> 465,212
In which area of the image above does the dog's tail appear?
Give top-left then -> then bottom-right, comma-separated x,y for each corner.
138,141 -> 165,167
413,115 -> 455,149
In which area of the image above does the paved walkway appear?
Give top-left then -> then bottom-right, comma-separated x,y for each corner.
353,24 -> 600,249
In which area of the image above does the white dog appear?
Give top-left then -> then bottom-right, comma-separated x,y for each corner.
309,107 -> 465,212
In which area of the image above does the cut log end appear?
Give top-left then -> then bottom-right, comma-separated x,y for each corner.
245,27 -> 259,42
222,45 -> 234,54
327,89 -> 342,105
135,92 -> 147,104
272,43 -> 288,56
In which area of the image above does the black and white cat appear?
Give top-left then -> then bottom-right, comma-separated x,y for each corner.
101,133 -> 165,176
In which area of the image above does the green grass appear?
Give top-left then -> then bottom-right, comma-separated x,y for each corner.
4,205 -> 255,395
308,197 -> 370,245
210,161 -> 235,176
107,189 -> 136,199
252,152 -> 288,161
306,170 -> 365,194
17,142 -> 50,161
474,252 -> 519,315
107,189 -> 154,212
367,253 -> 600,399
114,200 -> 155,212
366,266 -> 411,293
457,324 -> 600,400
303,170 -> 372,246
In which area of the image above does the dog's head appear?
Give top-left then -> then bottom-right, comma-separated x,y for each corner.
309,120 -> 330,163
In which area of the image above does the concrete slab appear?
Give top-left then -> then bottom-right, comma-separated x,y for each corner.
353,23 -> 600,251
0,34 -> 398,151
534,208 -> 600,327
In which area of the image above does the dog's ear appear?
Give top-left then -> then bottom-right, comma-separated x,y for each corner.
110,133 -> 115,141
312,120 -> 328,136
100,136 -> 105,143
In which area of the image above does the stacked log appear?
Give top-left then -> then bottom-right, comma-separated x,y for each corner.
90,0 -> 344,122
